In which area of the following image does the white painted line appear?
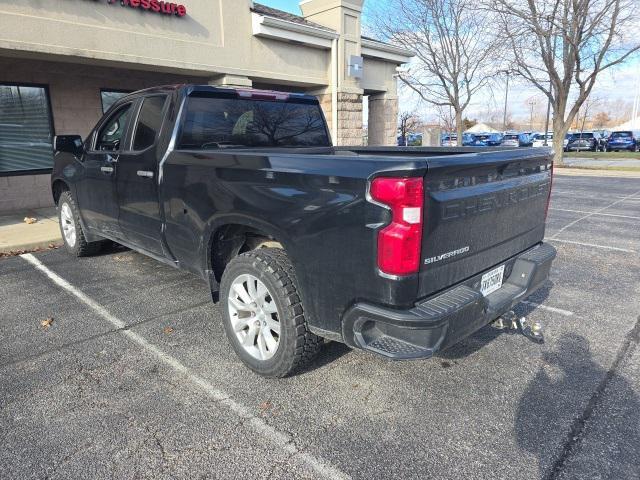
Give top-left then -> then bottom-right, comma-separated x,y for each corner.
545,237 -> 636,253
20,253 -> 350,480
520,300 -> 574,317
549,207 -> 640,220
550,188 -> 640,238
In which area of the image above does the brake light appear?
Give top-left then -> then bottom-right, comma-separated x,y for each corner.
236,89 -> 289,101
544,163 -> 553,221
370,177 -> 424,276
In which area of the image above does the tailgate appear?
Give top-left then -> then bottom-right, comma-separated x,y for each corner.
417,150 -> 552,298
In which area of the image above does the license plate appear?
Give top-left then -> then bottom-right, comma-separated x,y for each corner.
480,265 -> 505,296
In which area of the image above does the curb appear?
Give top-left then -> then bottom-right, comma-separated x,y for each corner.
0,239 -> 63,256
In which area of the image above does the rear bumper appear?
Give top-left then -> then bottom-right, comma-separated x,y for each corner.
607,144 -> 635,151
342,242 -> 556,359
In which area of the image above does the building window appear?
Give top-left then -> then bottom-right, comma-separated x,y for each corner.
100,90 -> 131,114
0,84 -> 54,174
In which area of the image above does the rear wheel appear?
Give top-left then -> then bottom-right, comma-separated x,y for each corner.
220,248 -> 321,377
57,191 -> 103,257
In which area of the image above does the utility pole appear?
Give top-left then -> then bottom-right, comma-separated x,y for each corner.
633,78 -> 640,129
528,98 -> 536,131
502,71 -> 510,131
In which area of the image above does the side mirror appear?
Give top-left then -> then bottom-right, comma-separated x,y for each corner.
54,135 -> 83,155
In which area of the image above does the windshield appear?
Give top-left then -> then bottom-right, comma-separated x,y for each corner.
611,131 -> 633,139
178,94 -> 330,148
573,133 -> 594,139
504,135 -> 518,140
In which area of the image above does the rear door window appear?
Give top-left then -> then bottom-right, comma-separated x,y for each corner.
132,95 -> 167,151
178,95 -> 330,149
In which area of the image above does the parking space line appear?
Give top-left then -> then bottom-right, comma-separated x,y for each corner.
549,208 -> 640,220
520,300 -> 574,317
545,238 -> 636,253
550,189 -> 640,239
20,253 -> 350,480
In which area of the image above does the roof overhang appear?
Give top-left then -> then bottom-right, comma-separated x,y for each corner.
361,38 -> 413,64
251,12 -> 338,50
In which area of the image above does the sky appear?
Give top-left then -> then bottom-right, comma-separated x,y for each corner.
257,0 -> 299,13
259,0 -> 640,127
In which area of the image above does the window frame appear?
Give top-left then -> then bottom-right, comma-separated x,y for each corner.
127,94 -> 169,154
0,81 -> 56,177
88,100 -> 136,154
100,88 -> 133,114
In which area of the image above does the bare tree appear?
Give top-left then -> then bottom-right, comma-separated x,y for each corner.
490,0 -> 640,165
398,111 -> 423,145
372,0 -> 501,141
593,111 -> 612,128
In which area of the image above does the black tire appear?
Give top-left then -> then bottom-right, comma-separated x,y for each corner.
57,191 -> 103,257
220,248 -> 322,377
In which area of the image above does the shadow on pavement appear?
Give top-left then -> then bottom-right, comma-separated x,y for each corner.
515,333 -> 640,479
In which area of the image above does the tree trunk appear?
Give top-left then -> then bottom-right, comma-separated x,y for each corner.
455,109 -> 463,146
552,115 -> 569,167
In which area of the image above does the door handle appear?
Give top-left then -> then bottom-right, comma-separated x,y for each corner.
137,170 -> 154,178
100,166 -> 114,174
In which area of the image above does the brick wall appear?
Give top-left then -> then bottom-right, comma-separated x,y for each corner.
336,93 -> 363,146
0,174 -> 52,213
368,94 -> 398,146
314,92 -> 363,147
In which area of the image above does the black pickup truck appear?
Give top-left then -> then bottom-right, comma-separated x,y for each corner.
51,84 -> 555,377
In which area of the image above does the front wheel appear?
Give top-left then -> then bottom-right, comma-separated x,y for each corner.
57,191 -> 103,257
220,248 -> 322,377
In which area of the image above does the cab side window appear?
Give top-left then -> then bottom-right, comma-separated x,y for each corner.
132,95 -> 167,151
95,104 -> 132,151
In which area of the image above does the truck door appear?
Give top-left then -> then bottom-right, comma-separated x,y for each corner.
115,94 -> 168,255
77,102 -> 134,237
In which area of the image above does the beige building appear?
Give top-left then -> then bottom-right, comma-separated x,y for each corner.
0,0 -> 412,212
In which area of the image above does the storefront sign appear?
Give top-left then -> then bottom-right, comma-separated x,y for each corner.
105,0 -> 187,17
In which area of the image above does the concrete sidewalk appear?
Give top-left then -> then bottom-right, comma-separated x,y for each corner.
0,207 -> 62,254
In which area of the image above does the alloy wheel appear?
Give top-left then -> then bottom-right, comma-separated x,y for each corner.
60,202 -> 77,247
227,274 -> 281,360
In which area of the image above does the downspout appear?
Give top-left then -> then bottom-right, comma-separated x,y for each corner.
331,37 -> 339,145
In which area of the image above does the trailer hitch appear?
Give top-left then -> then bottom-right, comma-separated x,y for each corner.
492,310 -> 544,344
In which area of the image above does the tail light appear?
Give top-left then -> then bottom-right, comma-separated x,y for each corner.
370,177 -> 424,276
544,163 -> 554,221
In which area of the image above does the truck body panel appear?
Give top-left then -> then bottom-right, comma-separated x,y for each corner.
51,84 -> 556,358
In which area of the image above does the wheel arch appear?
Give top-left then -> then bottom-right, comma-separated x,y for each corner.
205,217 -> 290,288
51,179 -> 70,205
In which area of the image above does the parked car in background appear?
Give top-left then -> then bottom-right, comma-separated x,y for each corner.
566,131 -> 600,152
441,134 -> 458,147
606,131 -> 639,152
473,133 -> 503,146
397,133 -> 423,146
531,133 -> 553,148
593,130 -> 610,151
519,132 -> 534,147
502,133 -> 520,147
563,133 -> 573,151
461,133 -> 485,146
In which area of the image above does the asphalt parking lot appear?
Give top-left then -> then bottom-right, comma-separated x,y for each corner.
1,173 -> 639,480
